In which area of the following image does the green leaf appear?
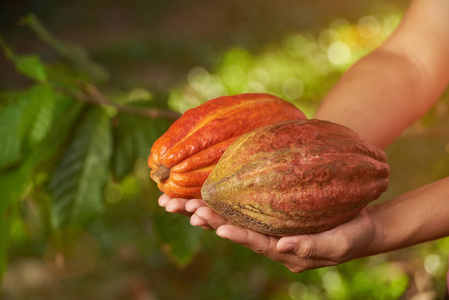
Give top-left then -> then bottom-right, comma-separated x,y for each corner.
0,37 -> 47,82
0,91 -> 82,280
23,14 -> 109,83
112,108 -> 170,180
30,98 -> 84,166
14,55 -> 47,82
0,162 -> 34,225
22,85 -> 57,148
0,85 -> 70,170
50,107 -> 112,229
0,103 -> 23,169
0,159 -> 34,281
0,209 -> 16,281
152,210 -> 204,268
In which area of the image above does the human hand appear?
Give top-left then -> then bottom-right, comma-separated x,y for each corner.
158,194 -> 230,230
160,193 -> 379,272
158,193 -> 197,217
193,206 -> 379,273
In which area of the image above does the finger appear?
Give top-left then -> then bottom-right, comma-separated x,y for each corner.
282,256 -> 340,273
276,235 -> 344,272
216,225 -> 281,257
216,225 -> 335,273
185,199 -> 207,213
158,194 -> 171,207
194,207 -> 229,229
277,210 -> 374,262
190,214 -> 214,230
277,230 -> 350,262
165,198 -> 192,216
277,235 -> 314,256
190,213 -> 210,226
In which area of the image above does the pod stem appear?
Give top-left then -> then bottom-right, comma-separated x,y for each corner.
152,166 -> 170,183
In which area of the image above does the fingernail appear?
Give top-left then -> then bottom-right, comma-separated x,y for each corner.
278,243 -> 296,253
185,203 -> 194,213
190,218 -> 199,227
216,227 -> 228,239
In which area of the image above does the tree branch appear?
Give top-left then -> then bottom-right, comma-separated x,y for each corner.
62,82 -> 182,119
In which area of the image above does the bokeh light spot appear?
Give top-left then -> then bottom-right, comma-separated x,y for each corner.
318,29 -> 340,50
322,269 -> 343,291
247,68 -> 270,86
358,16 -> 381,39
327,41 -> 351,65
247,80 -> 266,92
288,282 -> 308,300
283,78 -> 304,100
424,254 -> 442,275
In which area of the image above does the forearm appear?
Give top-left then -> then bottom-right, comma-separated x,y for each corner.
363,176 -> 449,257
314,48 -> 428,149
315,0 -> 449,149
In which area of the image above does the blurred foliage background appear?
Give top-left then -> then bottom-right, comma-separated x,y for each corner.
0,0 -> 448,299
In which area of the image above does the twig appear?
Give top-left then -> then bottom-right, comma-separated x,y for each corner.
21,14 -> 109,83
61,82 -> 181,120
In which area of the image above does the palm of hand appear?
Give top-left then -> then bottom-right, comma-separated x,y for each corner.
158,194 -> 377,273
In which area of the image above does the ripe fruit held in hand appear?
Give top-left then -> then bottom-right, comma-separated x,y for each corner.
201,119 -> 390,236
148,93 -> 306,198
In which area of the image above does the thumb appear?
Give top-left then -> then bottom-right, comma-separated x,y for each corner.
277,235 -> 318,258
277,230 -> 350,261
277,209 -> 376,261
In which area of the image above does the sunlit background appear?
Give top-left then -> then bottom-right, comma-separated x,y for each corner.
1,0 -> 448,299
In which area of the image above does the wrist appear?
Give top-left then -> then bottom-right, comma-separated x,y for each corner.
330,206 -> 381,263
355,205 -> 385,258
360,177 -> 449,257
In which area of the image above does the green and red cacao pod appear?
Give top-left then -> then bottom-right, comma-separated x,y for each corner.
201,119 -> 390,236
148,93 -> 306,198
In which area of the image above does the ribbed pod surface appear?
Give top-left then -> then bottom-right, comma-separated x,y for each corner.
202,119 -> 390,236
148,93 -> 306,198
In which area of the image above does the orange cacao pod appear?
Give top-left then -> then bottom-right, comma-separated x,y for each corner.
148,93 -> 306,198
201,119 -> 390,236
